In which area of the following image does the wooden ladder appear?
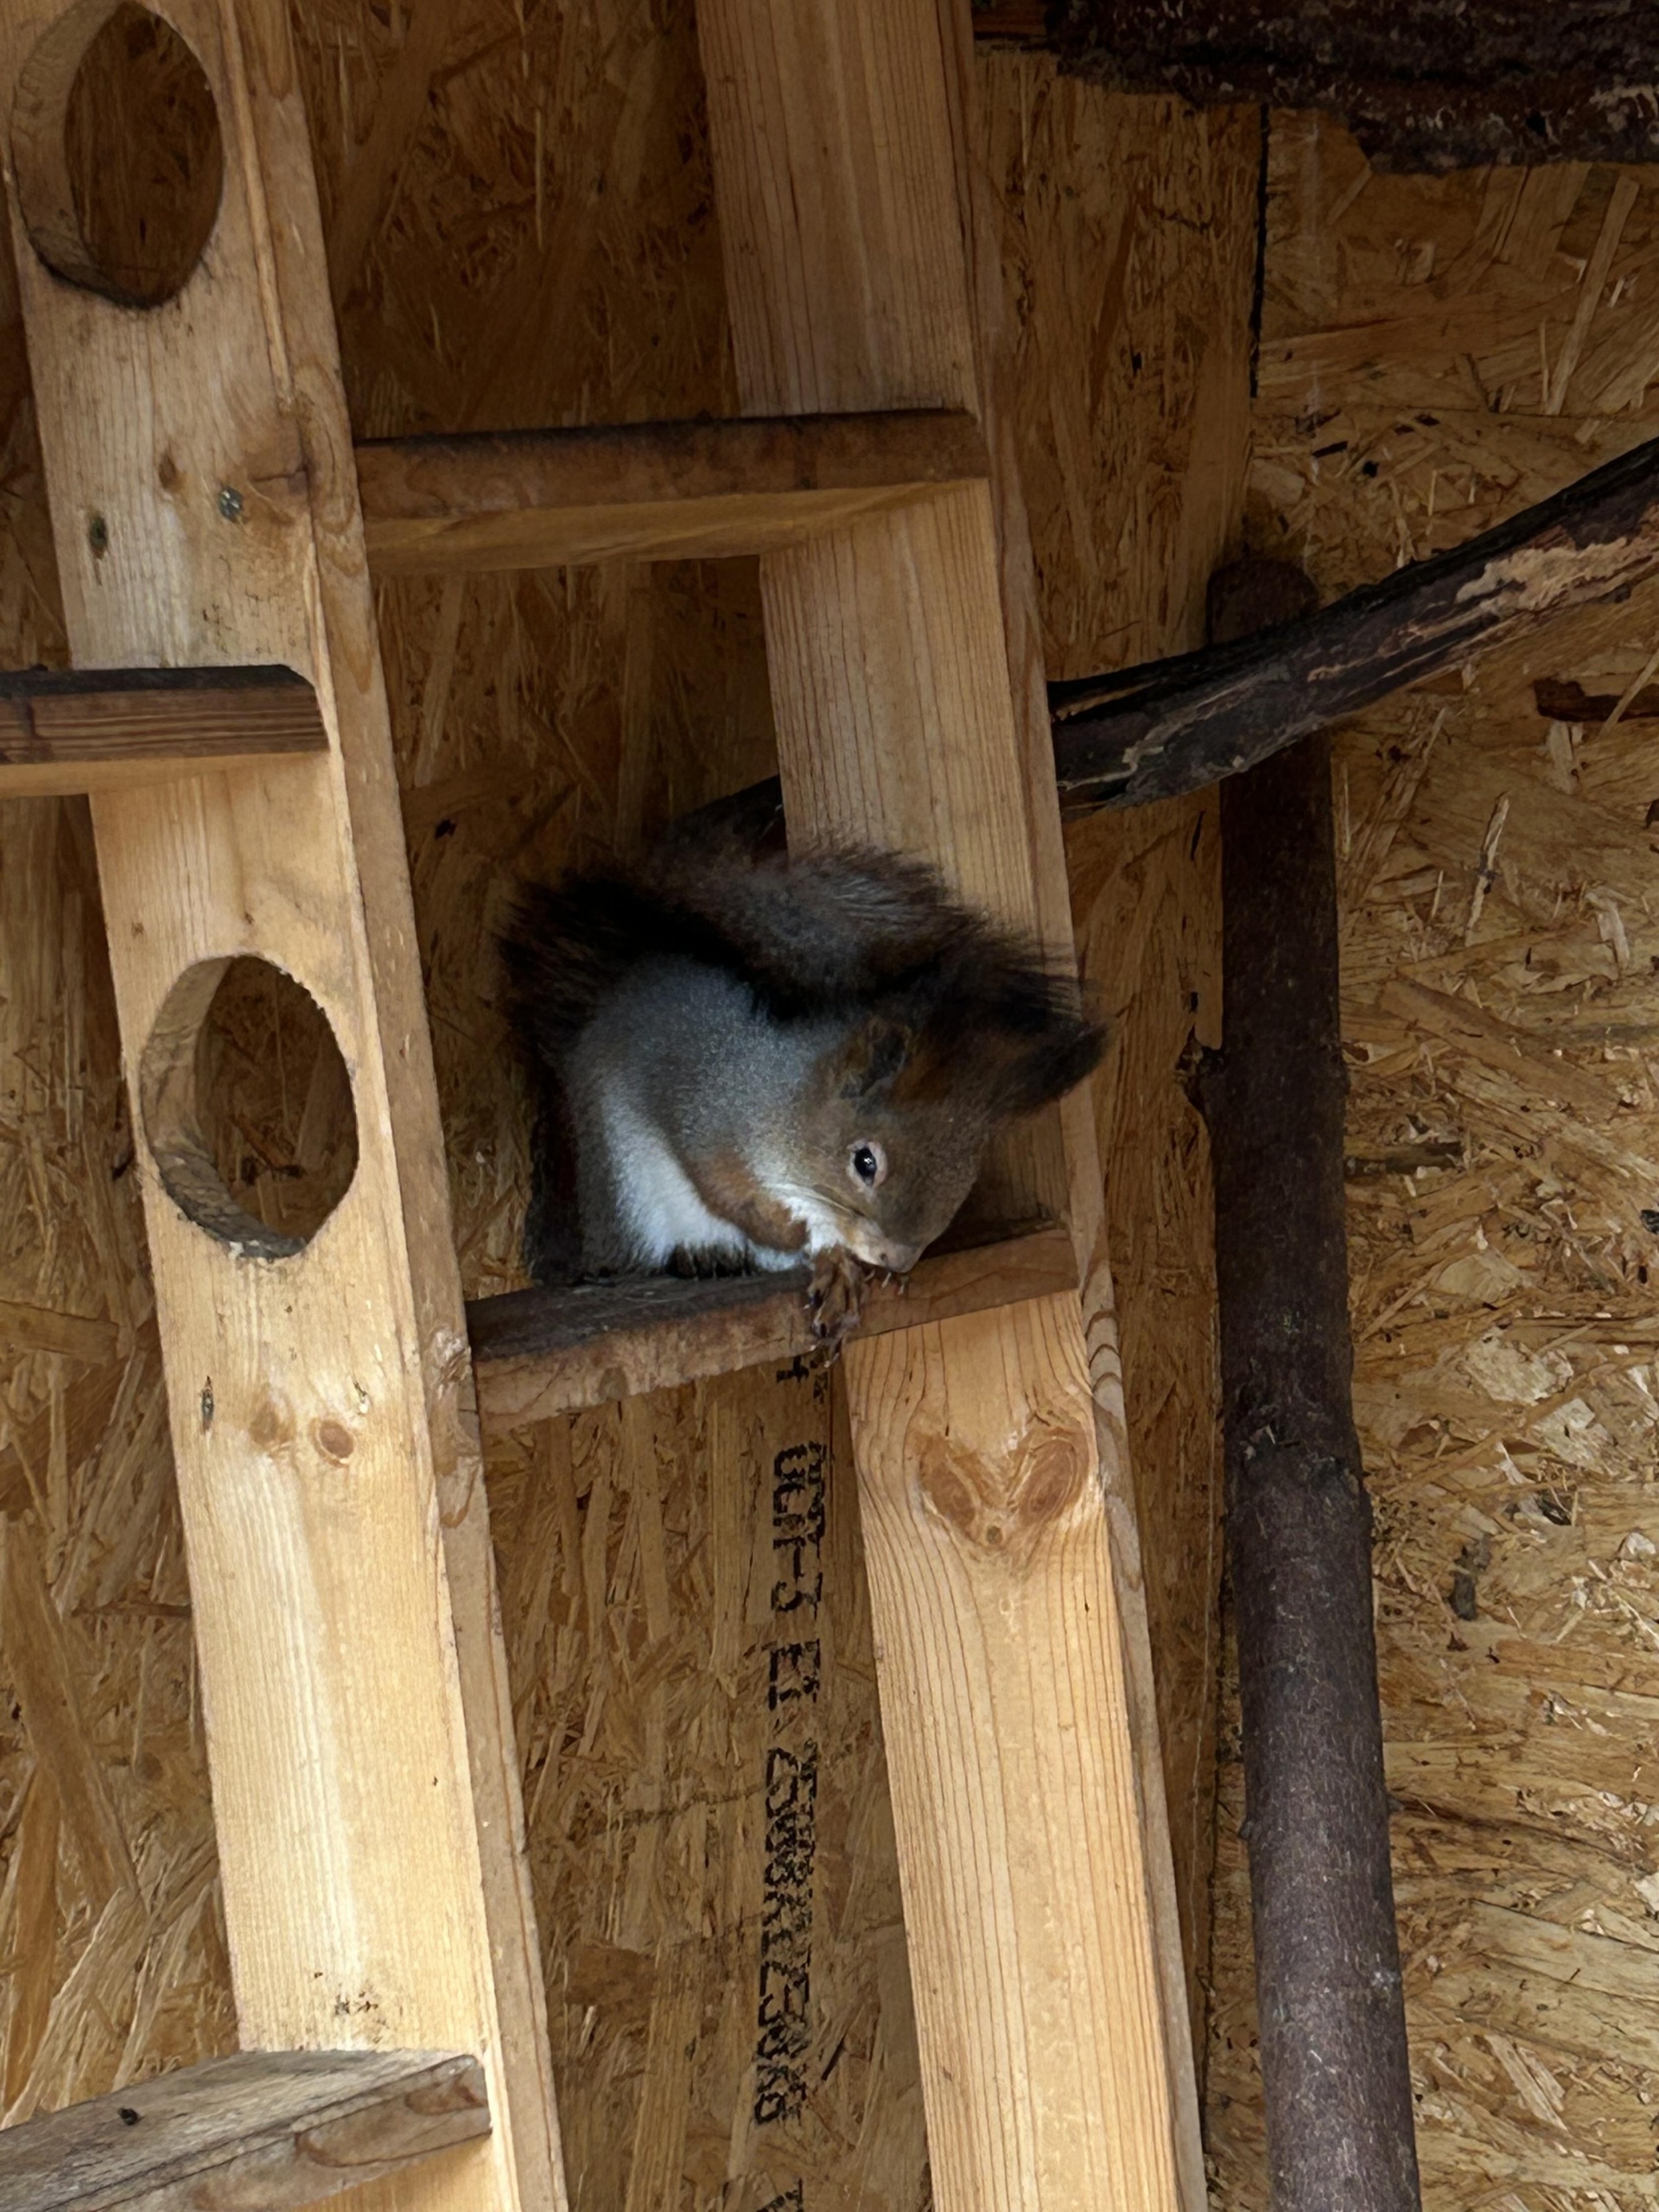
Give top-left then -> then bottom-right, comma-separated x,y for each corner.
0,4 -> 1198,2210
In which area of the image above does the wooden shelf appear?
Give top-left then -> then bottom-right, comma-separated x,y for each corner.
356,408 -> 988,573
0,664 -> 327,798
467,1222 -> 1077,1427
0,2048 -> 489,2212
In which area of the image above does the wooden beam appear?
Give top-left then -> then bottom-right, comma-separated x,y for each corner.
0,664 -> 326,797
0,2049 -> 489,2212
356,409 -> 988,573
698,4 -> 1185,2205
468,1224 -> 1078,1429
0,3 -> 564,2207
969,1 -> 1050,40
1049,428 -> 1659,810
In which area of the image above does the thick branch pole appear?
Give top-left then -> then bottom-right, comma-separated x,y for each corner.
1051,427 -> 1659,809
696,429 -> 1659,827
1041,0 -> 1657,172
1205,734 -> 1421,2211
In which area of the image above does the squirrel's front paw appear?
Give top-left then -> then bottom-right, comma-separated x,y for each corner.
806,1247 -> 872,1349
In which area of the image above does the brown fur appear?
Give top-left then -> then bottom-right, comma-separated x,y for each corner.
685,1147 -> 810,1258
499,831 -> 1107,1297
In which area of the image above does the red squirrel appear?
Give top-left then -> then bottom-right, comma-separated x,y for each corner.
500,816 -> 1103,1339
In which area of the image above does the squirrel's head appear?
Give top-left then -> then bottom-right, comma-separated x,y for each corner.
782,996 -> 1100,1274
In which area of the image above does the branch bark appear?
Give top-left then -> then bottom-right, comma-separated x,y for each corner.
1198,562 -> 1421,2210
1042,0 -> 1659,171
1051,429 -> 1659,810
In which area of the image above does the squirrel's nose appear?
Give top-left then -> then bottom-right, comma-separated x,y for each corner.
875,1240 -> 921,1276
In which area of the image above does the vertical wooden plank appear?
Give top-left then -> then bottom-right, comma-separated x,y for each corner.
0,4 -> 563,2207
944,38 -> 1217,2197
965,53 -> 1260,2169
699,4 -> 1185,2205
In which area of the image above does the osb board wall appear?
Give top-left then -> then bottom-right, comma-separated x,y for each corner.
1207,117 -> 1659,2209
978,53 -> 1256,2062
0,14 -> 1255,2211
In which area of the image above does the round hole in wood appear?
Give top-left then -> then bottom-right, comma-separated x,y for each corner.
13,2 -> 224,308
140,956 -> 358,1258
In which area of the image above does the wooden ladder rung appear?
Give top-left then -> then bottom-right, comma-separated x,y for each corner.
356,407 -> 988,574
0,2048 -> 489,2212
0,665 -> 327,798
467,1221 -> 1078,1425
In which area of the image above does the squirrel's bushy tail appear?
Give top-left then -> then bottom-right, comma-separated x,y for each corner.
499,833 -> 1107,1119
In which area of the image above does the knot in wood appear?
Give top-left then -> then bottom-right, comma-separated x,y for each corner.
247,1392 -> 294,1453
915,1417 -> 1088,1560
313,1417 -> 355,1464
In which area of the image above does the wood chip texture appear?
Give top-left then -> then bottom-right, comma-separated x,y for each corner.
1207,117 -> 1659,2209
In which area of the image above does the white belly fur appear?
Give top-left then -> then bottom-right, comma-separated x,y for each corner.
600,1090 -> 801,1270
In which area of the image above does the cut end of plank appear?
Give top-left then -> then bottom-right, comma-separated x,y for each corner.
0,2048 -> 490,2212
0,664 -> 327,798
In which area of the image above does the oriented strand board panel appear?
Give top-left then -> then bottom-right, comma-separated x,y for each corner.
489,1359 -> 927,2212
977,53 -> 1258,2068
1207,116 -> 1659,2209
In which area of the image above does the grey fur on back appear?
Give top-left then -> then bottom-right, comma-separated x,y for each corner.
499,833 -> 1104,1120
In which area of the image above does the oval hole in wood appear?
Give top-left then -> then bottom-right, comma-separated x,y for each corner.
12,0 -> 224,308
140,956 -> 359,1258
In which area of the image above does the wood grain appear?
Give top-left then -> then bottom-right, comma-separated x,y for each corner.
847,1294 -> 1182,2209
468,1224 -> 1078,1429
0,664 -> 325,796
0,2048 -> 488,2212
699,3 -> 1185,2203
949,32 -> 1213,2199
357,409 -> 988,572
0,3 -> 563,2207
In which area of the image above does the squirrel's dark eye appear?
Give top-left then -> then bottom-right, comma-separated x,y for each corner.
849,1139 -> 887,1190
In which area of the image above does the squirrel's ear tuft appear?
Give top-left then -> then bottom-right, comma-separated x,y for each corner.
905,993 -> 1107,1118
835,1017 -> 912,1099
994,1007 -> 1109,1116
